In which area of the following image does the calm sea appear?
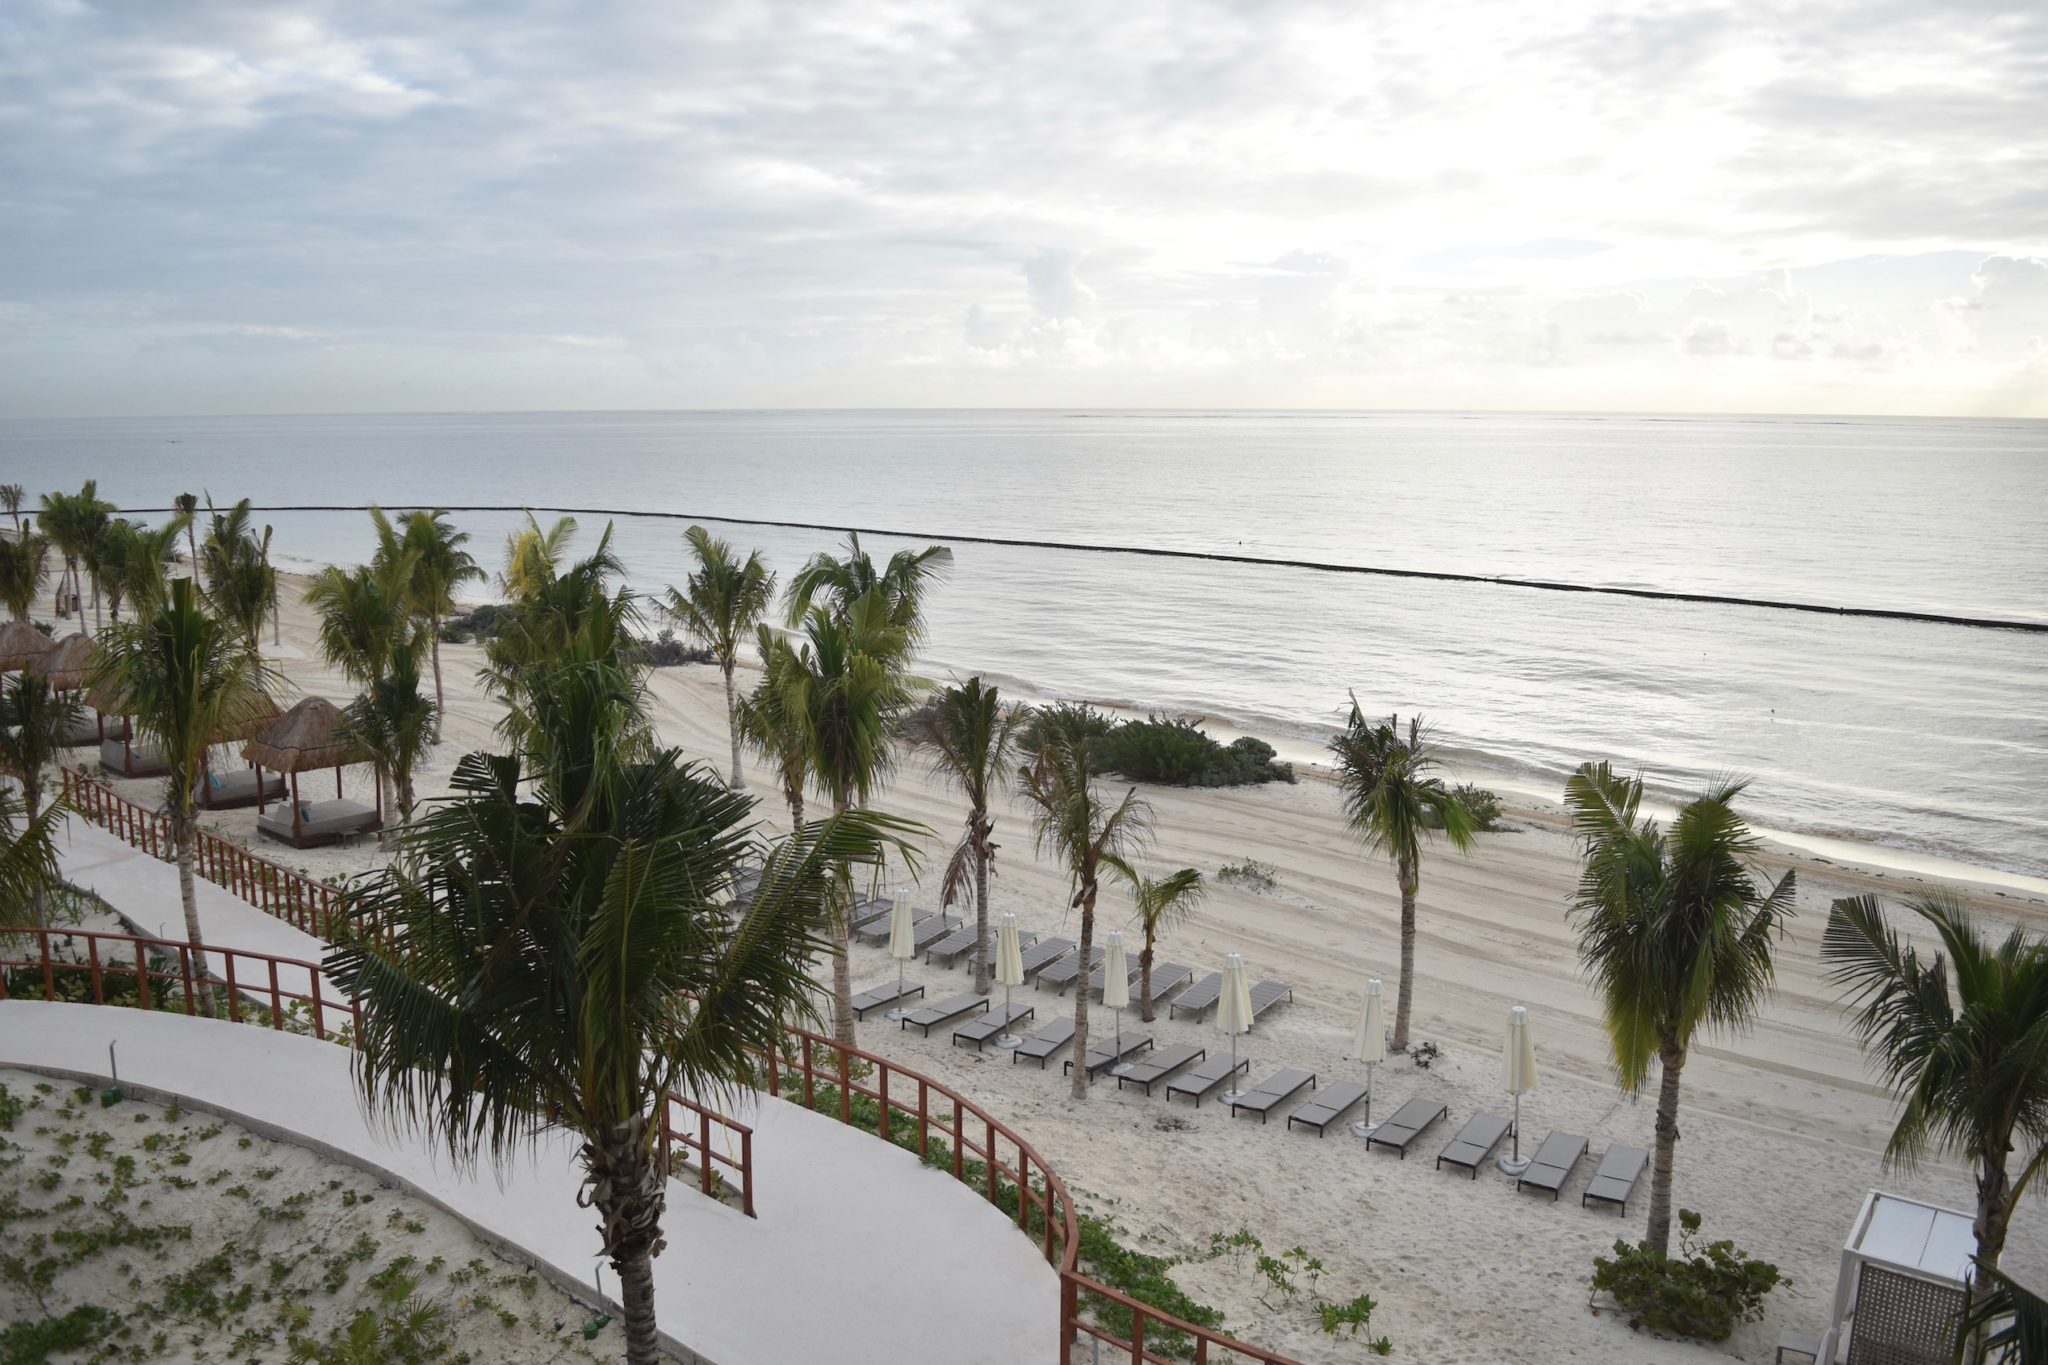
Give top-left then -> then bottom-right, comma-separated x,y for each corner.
8,409 -> 2045,878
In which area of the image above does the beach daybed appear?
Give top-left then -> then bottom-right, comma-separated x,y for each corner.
1435,1113 -> 1514,1178
1365,1097 -> 1450,1158
100,727 -> 169,778
1114,1043 -> 1205,1095
953,1002 -> 1034,1051
1139,961 -> 1194,1008
1582,1144 -> 1649,1213
1015,936 -> 1075,981
244,697 -> 382,849
1227,1068 -> 1316,1122
1165,1053 -> 1251,1108
1036,946 -> 1106,995
255,799 -> 378,849
1248,979 -> 1293,1025
1063,1032 -> 1154,1080
1011,1017 -> 1076,1068
901,992 -> 988,1037
851,978 -> 927,1020
1168,971 -> 1222,1019
1514,1131 -> 1588,1200
1286,1080 -> 1370,1136
196,766 -> 286,811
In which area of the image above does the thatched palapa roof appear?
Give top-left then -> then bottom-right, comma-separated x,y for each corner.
0,621 -> 54,672
242,696 -> 372,773
214,693 -> 284,746
30,632 -> 97,692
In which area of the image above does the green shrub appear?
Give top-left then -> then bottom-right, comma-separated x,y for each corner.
1020,702 -> 1116,754
1435,783 -> 1504,831
1090,717 -> 1293,789
1591,1209 -> 1783,1341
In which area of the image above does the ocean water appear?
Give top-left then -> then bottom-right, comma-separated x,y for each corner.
6,409 -> 2045,877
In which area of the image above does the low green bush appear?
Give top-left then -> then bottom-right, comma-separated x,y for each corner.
1591,1209 -> 1783,1341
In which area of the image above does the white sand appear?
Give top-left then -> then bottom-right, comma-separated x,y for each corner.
78,574 -> 2048,1362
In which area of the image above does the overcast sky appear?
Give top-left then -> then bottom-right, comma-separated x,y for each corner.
3,0 -> 2045,418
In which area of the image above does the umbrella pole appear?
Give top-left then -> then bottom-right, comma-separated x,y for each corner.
886,958 -> 909,1023
1222,1033 -> 1245,1103
1352,1060 -> 1378,1140
1499,1092 -> 1530,1175
997,982 -> 1020,1049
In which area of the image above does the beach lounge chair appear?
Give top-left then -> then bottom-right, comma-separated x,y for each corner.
1165,1052 -> 1251,1107
256,799 -> 379,849
1063,1032 -> 1155,1080
853,905 -> 927,943
850,978 -> 926,1020
1582,1145 -> 1649,1213
1015,936 -> 1075,981
1247,979 -> 1293,1026
1435,1113 -> 1514,1178
1010,1016 -> 1076,1068
911,915 -> 963,955
846,896 -> 895,935
900,992 -> 989,1037
1085,958 -> 1142,999
1139,961 -> 1194,1008
1114,1043 -> 1205,1095
925,924 -> 1032,968
1365,1096 -> 1450,1158
1515,1131 -> 1588,1200
1227,1068 -> 1316,1122
1168,971 -> 1222,1020
1036,946 -> 1105,995
953,1002 -> 1035,1051
1286,1080 -> 1370,1136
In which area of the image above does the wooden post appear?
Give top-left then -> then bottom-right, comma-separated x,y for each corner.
291,772 -> 301,843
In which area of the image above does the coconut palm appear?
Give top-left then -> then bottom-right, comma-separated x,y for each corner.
665,525 -> 775,788
482,527 -> 643,758
1822,892 -> 2048,1270
40,482 -> 112,626
1565,761 -> 1795,1255
0,786 -> 65,928
1020,734 -> 1150,1100
305,558 -> 421,688
904,676 -> 1027,994
1953,1260 -> 2048,1364
0,672 -> 81,927
91,579 -> 273,1005
1129,868 -> 1205,1024
99,516 -> 189,625
385,509 -> 481,739
326,614 -> 913,1365
783,532 -> 952,654
499,512 -> 584,604
1327,698 -> 1478,1052
339,643 -> 437,848
1,483 -> 23,535
0,526 -> 48,622
735,626 -> 813,833
200,499 -> 276,657
173,493 -> 199,571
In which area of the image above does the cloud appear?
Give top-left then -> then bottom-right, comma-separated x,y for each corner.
1022,251 -> 1095,321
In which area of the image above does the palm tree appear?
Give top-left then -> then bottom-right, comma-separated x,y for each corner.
173,493 -> 199,572
783,532 -> 952,653
1129,868 -> 1205,1024
1020,734 -> 1149,1100
1565,761 -> 1795,1255
40,483 -> 111,627
499,511 -> 582,604
0,786 -> 65,928
736,626 -> 813,832
339,643 -> 437,848
327,618 -> 913,1365
665,525 -> 775,788
305,559 -> 420,688
99,516 -> 189,625
0,525 -> 48,622
0,672 -> 81,928
1953,1260 -> 2048,1363
1,483 -> 23,535
388,509 -> 481,739
91,580 -> 273,1005
1822,892 -> 2048,1270
200,499 -> 276,657
1327,698 -> 1478,1052
904,676 -> 1026,994
482,527 -> 643,758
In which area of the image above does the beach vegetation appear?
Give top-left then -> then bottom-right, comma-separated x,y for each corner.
96,515 -> 190,625
198,499 -> 278,659
434,602 -> 511,644
38,481 -> 113,629
1216,857 -> 1280,892
1094,717 -> 1293,787
0,524 -> 50,622
380,508 -> 483,742
1129,867 -> 1205,1022
1952,1260 -> 2048,1364
0,672 -> 79,924
621,627 -> 709,668
0,482 -> 23,534
338,642 -> 436,847
734,624 -> 813,831
783,530 -> 952,654
1566,762 -> 1794,1256
1821,892 -> 2048,1271
1021,700 -> 1116,752
1590,1208 -> 1782,1342
665,524 -> 776,788
0,786 -> 64,932
1442,782 -> 1504,831
1330,699 -> 1479,1051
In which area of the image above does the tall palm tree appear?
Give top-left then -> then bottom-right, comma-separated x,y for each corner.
0,672 -> 81,928
1129,868 -> 1205,1024
1327,698 -> 1478,1051
386,509 -> 481,739
327,622 -> 913,1365
173,493 -> 199,573
339,643 -> 437,849
200,499 -> 276,657
904,676 -> 1026,994
305,558 -> 421,688
1020,734 -> 1149,1100
99,516 -> 189,625
1565,761 -> 1795,1255
1953,1260 -> 2048,1363
665,525 -> 775,789
91,580 -> 273,1006
735,625 -> 813,833
40,483 -> 110,627
783,532 -> 952,653
499,511 -> 583,604
482,528 -> 643,758
1,483 -> 23,536
1822,892 -> 2048,1270
0,524 -> 48,622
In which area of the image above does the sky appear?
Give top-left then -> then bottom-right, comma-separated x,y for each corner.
2,0 -> 2045,419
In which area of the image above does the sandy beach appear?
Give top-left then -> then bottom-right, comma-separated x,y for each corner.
69,572 -> 2048,1363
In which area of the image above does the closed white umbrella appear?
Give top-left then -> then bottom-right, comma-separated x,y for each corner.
1350,978 -> 1388,1140
884,889 -> 918,1021
1499,1004 -> 1538,1174
1218,953 -> 1254,1102
1102,932 -> 1132,1075
994,913 -> 1027,1048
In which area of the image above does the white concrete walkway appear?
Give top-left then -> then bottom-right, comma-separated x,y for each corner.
2,1000 -> 1058,1365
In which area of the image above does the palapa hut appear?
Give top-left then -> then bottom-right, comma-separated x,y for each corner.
0,620 -> 54,674
28,632 -> 104,746
242,696 -> 382,848
88,677 -> 171,780
195,693 -> 285,811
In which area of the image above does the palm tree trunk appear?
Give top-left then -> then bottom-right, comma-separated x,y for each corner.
1139,939 -> 1156,1024
1975,1148 -> 2014,1269
185,526 -> 197,578
1645,1040 -> 1686,1255
430,611 -> 446,742
1392,855 -> 1418,1052
25,769 -> 45,928
830,798 -> 857,1046
722,661 -> 744,790
586,1119 -> 667,1365
172,805 -> 215,1014
1070,884 -> 1095,1101
970,823 -> 991,995
785,783 -> 804,835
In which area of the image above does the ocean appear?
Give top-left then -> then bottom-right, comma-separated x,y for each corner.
7,408 -> 2045,879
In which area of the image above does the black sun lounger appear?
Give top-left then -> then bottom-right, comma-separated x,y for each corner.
1227,1068 -> 1316,1122
953,1002 -> 1034,1050
1036,946 -> 1106,995
1168,971 -> 1222,1019
1515,1131 -> 1588,1200
1063,1031 -> 1155,1079
1114,1043 -> 1205,1095
1582,1144 -> 1649,1213
851,978 -> 926,1020
1286,1080 -> 1369,1136
910,915 -> 963,955
1015,936 -> 1075,981
901,992 -> 989,1037
1165,1052 -> 1250,1107
1011,1016 -> 1076,1067
1435,1113 -> 1513,1178
853,905 -> 925,943
846,896 -> 896,936
1247,980 -> 1293,1025
926,924 -> 1034,968
1365,1096 -> 1449,1157
1139,962 -> 1194,1007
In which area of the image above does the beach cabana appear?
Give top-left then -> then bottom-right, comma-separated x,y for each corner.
196,694 -> 286,811
89,678 -> 172,780
0,620 -> 54,674
28,632 -> 104,746
243,697 -> 381,848
1809,1190 -> 1973,1364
